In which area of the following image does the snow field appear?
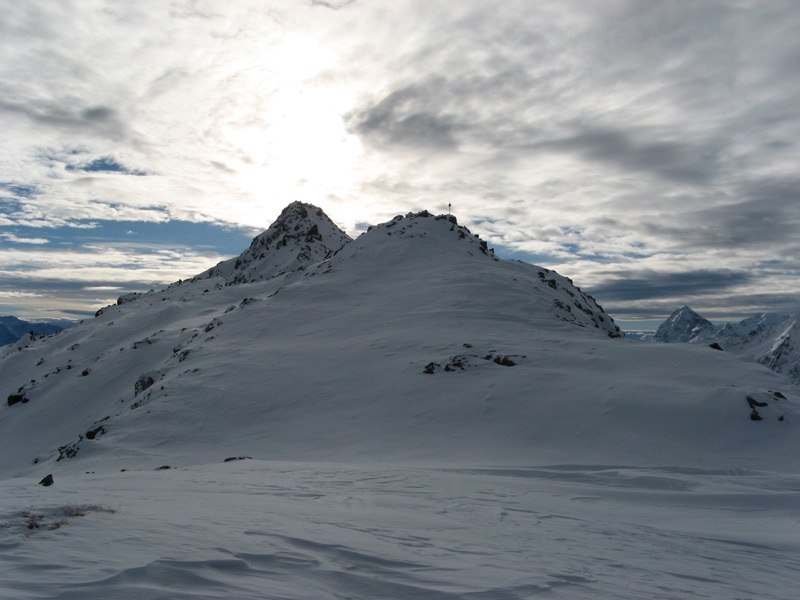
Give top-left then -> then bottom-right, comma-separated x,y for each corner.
1,461 -> 798,599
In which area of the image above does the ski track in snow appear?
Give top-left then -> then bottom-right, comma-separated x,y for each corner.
1,461 -> 799,599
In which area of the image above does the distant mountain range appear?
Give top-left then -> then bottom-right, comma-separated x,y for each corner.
650,306 -> 800,383
0,316 -> 70,347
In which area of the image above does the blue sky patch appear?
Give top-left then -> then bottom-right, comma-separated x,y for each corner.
65,156 -> 147,176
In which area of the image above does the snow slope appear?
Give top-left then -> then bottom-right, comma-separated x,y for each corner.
1,203 -> 798,599
654,306 -> 800,383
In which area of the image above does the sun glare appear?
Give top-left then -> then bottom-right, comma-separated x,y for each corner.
221,33 -> 365,228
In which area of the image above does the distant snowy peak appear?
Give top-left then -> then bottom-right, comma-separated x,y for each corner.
653,307 -> 800,383
0,316 -> 66,347
653,306 -> 716,343
195,202 -> 352,285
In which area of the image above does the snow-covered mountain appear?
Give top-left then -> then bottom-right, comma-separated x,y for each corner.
1,203 -> 798,599
653,306 -> 800,383
652,305 -> 717,343
0,316 -> 67,347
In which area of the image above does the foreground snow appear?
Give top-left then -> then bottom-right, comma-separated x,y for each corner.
3,460 -> 799,599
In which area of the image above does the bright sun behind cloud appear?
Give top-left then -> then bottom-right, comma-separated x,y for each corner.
220,33 -> 365,229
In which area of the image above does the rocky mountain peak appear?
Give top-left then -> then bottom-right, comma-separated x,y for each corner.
195,202 -> 352,285
653,305 -> 716,343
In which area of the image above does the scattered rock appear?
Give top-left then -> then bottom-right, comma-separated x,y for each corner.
224,456 -> 253,462
493,355 -> 516,367
39,474 -> 54,487
750,409 -> 763,421
709,343 -> 724,351
57,437 -> 83,461
423,362 -> 440,374
135,372 -> 157,396
7,393 -> 28,406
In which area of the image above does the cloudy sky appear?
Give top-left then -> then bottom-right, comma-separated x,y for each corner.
1,0 -> 798,328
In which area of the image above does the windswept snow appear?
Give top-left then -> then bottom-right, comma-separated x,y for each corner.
1,203 -> 798,599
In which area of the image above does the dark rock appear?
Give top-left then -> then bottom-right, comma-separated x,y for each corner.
85,426 -> 105,440
773,391 -> 787,400
423,362 -> 440,374
709,343 -> 724,351
493,356 -> 516,367
134,373 -> 156,395
57,437 -> 83,461
747,396 -> 769,408
750,408 -> 763,421
224,456 -> 253,462
156,465 -> 171,470
7,393 -> 28,406
39,474 -> 54,487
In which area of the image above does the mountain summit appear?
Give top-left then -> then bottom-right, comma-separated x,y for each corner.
196,201 -> 352,285
653,305 -> 716,343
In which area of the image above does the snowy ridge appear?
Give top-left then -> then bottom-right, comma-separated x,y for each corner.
1,204 -> 799,599
653,306 -> 800,383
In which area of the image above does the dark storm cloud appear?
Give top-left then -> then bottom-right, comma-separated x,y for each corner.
347,83 -> 459,150
536,127 -> 718,185
0,98 -> 126,140
640,176 -> 800,249
589,270 -> 755,303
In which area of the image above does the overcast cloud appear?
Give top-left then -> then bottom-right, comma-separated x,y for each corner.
1,0 -> 798,325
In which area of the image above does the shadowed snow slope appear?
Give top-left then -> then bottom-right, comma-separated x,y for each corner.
0,205 -> 798,478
